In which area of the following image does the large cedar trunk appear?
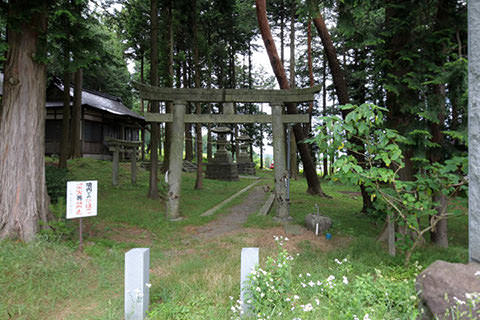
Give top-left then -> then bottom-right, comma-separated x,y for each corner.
0,0 -> 48,241
255,0 -> 326,196
71,68 -> 83,158
148,0 -> 160,199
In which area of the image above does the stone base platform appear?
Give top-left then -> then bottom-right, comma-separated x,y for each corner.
206,163 -> 239,181
237,162 -> 256,176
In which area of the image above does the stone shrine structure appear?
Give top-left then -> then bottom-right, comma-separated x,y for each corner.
206,126 -> 239,181
236,135 -> 256,176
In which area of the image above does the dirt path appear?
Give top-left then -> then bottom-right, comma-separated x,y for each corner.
191,186 -> 269,240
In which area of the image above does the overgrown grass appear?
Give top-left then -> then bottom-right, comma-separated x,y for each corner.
0,159 -> 469,319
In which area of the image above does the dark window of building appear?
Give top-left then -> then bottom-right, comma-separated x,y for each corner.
84,120 -> 102,142
45,120 -> 62,142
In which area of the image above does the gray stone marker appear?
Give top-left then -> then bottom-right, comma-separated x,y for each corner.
125,248 -> 150,320
240,247 -> 259,316
469,1 -> 480,263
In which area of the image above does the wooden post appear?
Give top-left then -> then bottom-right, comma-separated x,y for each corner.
113,146 -> 119,186
387,214 -> 395,256
271,103 -> 289,221
166,100 -> 186,220
131,147 -> 137,185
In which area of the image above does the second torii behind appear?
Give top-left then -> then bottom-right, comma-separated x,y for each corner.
136,83 -> 320,221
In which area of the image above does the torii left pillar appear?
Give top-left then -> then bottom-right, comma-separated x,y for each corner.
166,100 -> 186,220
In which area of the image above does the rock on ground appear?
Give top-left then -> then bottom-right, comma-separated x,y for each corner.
304,214 -> 332,234
416,260 -> 480,319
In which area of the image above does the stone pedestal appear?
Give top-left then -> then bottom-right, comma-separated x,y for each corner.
206,127 -> 239,181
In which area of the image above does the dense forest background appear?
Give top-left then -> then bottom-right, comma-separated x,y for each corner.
0,0 -> 468,245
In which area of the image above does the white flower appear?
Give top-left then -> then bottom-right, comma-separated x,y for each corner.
308,281 -> 315,287
317,280 -> 322,286
231,306 -> 236,312
363,314 -> 371,320
343,276 -> 349,285
256,287 -> 261,292
260,292 -> 265,298
145,283 -> 152,288
285,237 -> 289,241
294,295 -> 300,300
353,315 -> 359,320
315,298 -> 320,305
410,295 -> 417,300
475,271 -> 480,277
327,275 -> 335,282
301,282 -> 307,288
299,273 -> 302,278
453,296 -> 466,305
334,258 -> 342,265
285,297 -> 291,302
301,303 -> 313,312
306,273 -> 311,277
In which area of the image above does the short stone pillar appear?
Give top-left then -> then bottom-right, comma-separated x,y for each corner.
237,135 -> 256,176
271,103 -> 290,221
240,247 -> 259,316
205,126 -> 239,181
125,248 -> 150,320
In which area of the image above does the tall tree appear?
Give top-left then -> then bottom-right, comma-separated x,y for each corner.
255,0 -> 327,196
0,0 -> 49,241
193,0 -> 203,190
148,0 -> 160,199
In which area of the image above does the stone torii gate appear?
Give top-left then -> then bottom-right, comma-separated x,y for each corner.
136,83 -> 320,221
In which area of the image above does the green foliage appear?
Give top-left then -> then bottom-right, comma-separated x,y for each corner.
311,104 -> 468,264
45,165 -> 69,203
232,238 -> 420,319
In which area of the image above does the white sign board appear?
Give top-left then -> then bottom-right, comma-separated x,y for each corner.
66,180 -> 98,219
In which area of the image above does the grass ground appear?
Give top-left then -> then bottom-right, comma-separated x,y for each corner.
0,158 -> 468,319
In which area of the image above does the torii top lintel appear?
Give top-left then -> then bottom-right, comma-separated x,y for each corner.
134,82 -> 321,104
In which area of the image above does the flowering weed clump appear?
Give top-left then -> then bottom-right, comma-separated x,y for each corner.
230,236 -> 421,320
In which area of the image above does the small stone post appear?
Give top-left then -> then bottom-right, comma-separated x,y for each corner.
167,100 -> 186,220
469,1 -> 480,263
271,103 -> 289,220
125,248 -> 150,320
113,145 -> 120,186
131,147 -> 137,185
240,247 -> 259,316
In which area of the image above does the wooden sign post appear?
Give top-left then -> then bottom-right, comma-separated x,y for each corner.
66,180 -> 98,251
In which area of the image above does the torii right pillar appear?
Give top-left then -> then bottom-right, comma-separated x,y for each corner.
469,1 -> 480,263
271,103 -> 290,221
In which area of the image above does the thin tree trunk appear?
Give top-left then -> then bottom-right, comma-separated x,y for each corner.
0,0 -> 48,241
59,69 -> 71,169
183,60 -> 193,162
71,68 -> 82,158
255,0 -> 326,196
193,0 -> 203,190
148,0 -> 160,199
289,4 -> 298,180
140,54 -> 145,161
163,0 -> 173,172
322,52 -> 328,176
